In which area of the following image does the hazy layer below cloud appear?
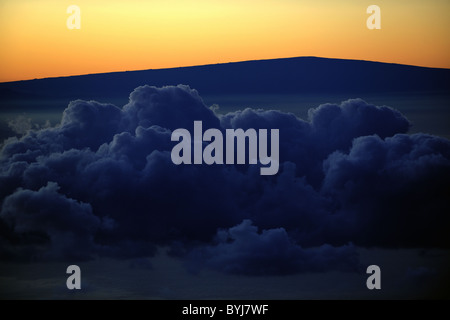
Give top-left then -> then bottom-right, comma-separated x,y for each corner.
1,247 -> 448,299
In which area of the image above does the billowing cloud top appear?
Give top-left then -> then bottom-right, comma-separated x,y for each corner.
1,85 -> 449,275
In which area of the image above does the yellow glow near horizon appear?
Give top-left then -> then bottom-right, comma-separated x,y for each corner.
0,0 -> 449,82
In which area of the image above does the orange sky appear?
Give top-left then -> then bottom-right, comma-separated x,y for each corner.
0,0 -> 449,82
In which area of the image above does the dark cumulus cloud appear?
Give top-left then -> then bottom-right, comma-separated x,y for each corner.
1,85 -> 449,275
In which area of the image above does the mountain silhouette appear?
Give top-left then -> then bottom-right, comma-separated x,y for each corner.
1,57 -> 449,104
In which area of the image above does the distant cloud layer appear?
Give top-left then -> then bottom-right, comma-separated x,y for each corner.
1,85 -> 449,275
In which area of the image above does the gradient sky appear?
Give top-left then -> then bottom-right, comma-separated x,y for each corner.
0,0 -> 449,82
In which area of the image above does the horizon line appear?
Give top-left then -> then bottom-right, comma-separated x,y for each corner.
1,55 -> 449,85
